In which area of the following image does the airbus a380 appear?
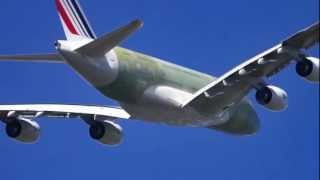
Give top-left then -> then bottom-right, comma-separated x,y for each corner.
0,0 -> 319,146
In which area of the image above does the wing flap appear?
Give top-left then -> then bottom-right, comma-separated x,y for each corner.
0,104 -> 131,120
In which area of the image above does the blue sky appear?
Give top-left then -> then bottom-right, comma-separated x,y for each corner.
0,0 -> 318,179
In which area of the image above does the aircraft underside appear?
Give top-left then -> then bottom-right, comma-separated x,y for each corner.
0,0 -> 318,146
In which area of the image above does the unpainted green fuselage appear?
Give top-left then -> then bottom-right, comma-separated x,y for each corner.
96,47 -> 260,135
99,47 -> 213,102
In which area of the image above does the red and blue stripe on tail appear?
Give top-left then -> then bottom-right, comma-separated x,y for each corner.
55,0 -> 96,40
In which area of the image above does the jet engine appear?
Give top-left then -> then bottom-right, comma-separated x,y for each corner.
89,121 -> 123,146
255,85 -> 288,111
5,117 -> 40,143
296,57 -> 319,83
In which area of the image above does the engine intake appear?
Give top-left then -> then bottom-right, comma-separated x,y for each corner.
89,121 -> 123,146
5,117 -> 40,143
255,85 -> 288,111
296,57 -> 319,83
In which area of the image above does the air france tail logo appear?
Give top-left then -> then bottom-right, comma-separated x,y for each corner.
55,0 -> 96,39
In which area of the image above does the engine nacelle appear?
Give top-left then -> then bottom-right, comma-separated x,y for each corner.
296,57 -> 319,83
255,85 -> 288,111
5,117 -> 40,143
89,121 -> 123,146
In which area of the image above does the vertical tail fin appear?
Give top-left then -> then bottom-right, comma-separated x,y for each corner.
55,0 -> 96,40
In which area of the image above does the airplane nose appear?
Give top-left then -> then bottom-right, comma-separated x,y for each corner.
229,100 -> 260,135
209,99 -> 260,135
239,106 -> 260,135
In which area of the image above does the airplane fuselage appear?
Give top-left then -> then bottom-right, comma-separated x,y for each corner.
57,40 -> 260,135
0,0 -> 317,146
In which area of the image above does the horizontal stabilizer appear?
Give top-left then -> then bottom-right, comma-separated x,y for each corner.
76,19 -> 143,56
0,53 -> 62,63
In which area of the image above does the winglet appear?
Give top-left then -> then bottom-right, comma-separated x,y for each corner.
76,19 -> 143,56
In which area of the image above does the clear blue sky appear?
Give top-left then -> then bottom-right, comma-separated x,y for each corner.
0,0 -> 319,179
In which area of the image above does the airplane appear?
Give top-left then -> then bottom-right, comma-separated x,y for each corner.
0,0 -> 319,146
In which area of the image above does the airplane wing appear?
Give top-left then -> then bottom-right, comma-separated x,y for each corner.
181,22 -> 319,112
0,104 -> 130,121
0,53 -> 63,62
